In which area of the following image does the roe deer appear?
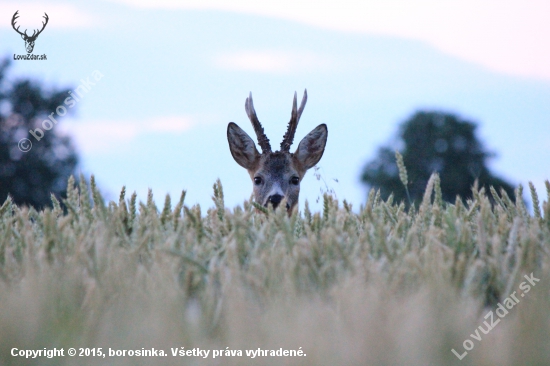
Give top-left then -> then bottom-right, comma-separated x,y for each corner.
227,90 -> 327,212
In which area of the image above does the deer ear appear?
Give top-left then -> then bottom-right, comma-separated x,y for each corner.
294,124 -> 327,170
227,122 -> 261,170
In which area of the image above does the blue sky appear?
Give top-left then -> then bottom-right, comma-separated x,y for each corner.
1,1 -> 549,211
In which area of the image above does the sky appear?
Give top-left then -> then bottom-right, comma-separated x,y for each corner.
1,0 -> 549,211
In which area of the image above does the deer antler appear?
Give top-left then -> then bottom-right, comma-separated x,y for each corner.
34,13 -> 49,38
11,11 -> 49,40
245,92 -> 271,153
281,89 -> 307,152
11,11 -> 25,36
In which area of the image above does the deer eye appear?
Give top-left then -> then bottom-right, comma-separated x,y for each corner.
254,177 -> 263,185
290,177 -> 299,185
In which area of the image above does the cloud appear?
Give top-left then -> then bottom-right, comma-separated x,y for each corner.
0,2 -> 94,29
214,50 -> 334,74
59,116 -> 197,154
108,0 -> 550,80
148,116 -> 196,132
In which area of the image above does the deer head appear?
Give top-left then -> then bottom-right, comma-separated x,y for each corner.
227,90 -> 328,213
12,11 -> 49,54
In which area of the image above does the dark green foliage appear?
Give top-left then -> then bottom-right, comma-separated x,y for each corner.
0,57 -> 78,209
361,111 -> 515,205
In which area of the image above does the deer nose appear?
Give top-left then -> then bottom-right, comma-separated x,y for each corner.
268,194 -> 283,208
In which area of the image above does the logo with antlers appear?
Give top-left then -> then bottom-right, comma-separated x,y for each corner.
12,11 -> 49,54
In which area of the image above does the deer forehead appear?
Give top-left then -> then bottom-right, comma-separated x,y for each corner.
254,153 -> 299,177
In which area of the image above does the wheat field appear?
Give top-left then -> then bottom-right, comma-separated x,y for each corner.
0,174 -> 549,366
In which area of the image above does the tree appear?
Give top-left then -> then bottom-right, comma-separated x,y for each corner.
361,111 -> 515,205
0,57 -> 79,209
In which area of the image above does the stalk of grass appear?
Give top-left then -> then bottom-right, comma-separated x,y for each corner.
0,196 -> 13,218
529,182 -> 542,220
160,194 -> 171,226
172,190 -> 186,230
212,178 -> 225,222
395,150 -> 411,206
